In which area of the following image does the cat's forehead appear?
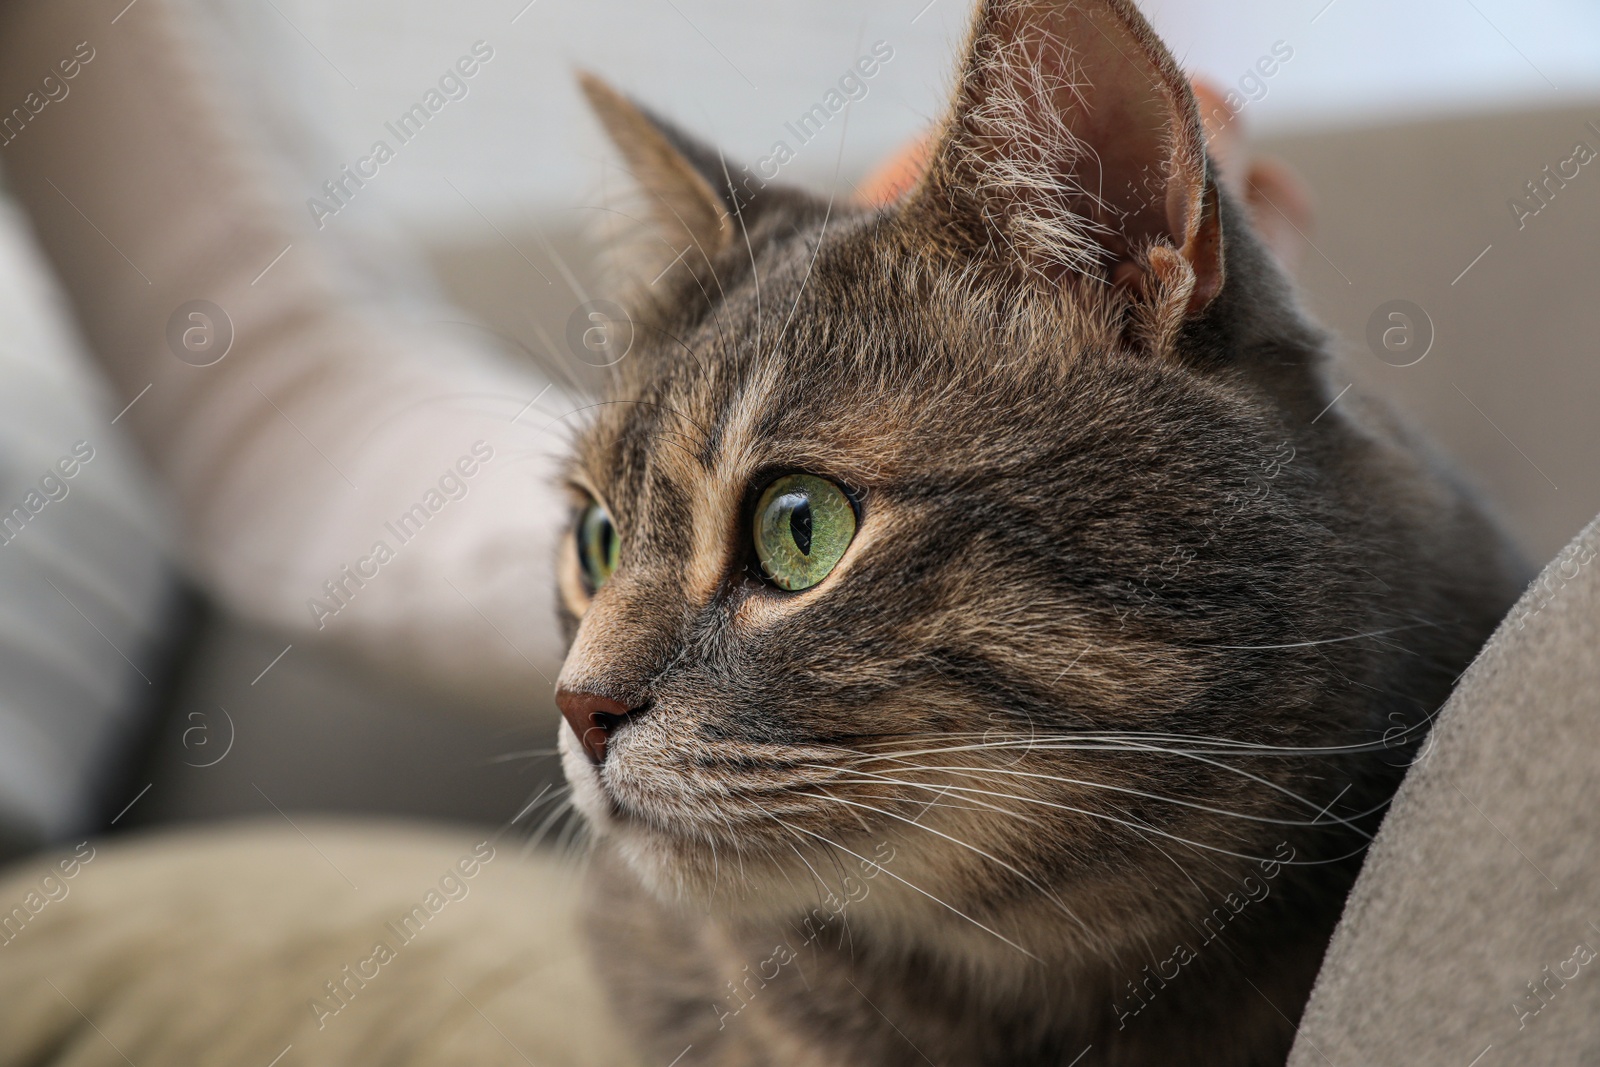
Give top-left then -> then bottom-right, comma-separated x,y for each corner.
571,217 -> 1136,520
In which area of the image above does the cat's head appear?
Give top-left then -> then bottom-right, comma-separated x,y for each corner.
555,0 -> 1452,958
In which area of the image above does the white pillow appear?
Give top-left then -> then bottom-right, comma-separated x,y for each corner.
0,180 -> 178,856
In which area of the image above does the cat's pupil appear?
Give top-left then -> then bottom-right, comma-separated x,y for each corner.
789,499 -> 813,556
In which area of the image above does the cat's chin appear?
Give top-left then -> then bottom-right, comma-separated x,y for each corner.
563,744 -> 865,915
605,819 -> 880,923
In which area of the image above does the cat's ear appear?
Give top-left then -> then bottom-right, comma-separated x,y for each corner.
579,72 -> 733,271
901,0 -> 1223,319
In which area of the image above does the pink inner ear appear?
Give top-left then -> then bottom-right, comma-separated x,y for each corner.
921,0 -> 1221,309
993,0 -> 1195,257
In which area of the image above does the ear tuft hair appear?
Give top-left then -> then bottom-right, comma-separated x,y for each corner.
903,0 -> 1224,322
578,72 -> 733,280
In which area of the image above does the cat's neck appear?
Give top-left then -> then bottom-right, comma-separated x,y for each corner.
718,888 -> 1331,1065
588,839 -> 1346,1066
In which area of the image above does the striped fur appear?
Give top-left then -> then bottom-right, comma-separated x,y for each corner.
558,2 -> 1526,1063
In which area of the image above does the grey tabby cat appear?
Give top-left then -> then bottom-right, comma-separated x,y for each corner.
556,0 -> 1525,1063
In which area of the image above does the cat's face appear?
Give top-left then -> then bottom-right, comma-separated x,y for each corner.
556,231 -> 1336,923
555,0 -> 1425,956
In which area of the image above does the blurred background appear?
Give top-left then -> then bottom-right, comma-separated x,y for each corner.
222,0 -> 1600,553
0,0 -> 1597,859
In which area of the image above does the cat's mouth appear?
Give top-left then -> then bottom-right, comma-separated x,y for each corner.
559,713 -> 886,851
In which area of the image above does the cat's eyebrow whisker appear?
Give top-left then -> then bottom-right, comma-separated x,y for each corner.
768,815 -> 1042,962
588,180 -> 732,317
645,432 -> 705,468
793,788 -> 1089,935
716,147 -> 764,362
674,239 -> 735,359
545,397 -> 715,441
637,320 -> 709,378
766,110 -> 846,370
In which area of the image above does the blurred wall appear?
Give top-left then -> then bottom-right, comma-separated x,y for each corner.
197,0 -> 1600,562
213,0 -> 1600,226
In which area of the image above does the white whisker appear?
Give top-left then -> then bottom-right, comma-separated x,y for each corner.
794,789 -> 1087,933
770,816 -> 1041,961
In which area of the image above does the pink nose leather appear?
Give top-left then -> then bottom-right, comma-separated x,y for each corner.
557,689 -> 632,763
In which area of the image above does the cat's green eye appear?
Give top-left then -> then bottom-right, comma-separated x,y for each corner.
753,474 -> 857,592
577,501 -> 620,591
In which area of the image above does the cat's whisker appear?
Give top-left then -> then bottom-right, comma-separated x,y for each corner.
765,108 -> 846,369
715,148 -> 764,360
847,737 -> 1319,802
1000,742 -> 1371,831
835,789 -> 1027,820
1127,821 -> 1213,900
852,728 -> 1418,758
1181,621 -> 1439,652
496,783 -> 569,859
637,320 -> 709,378
759,802 -> 862,910
522,794 -> 578,856
863,761 -> 1381,835
423,318 -> 595,406
795,764 -> 1046,826
856,778 -> 1375,867
781,833 -> 839,903
768,815 -> 1042,962
844,738 -> 1367,826
555,799 -> 591,856
793,789 -> 1089,934
487,747 -> 560,764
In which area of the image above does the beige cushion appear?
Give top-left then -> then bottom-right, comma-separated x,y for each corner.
1289,513 -> 1600,1064
0,820 -> 633,1067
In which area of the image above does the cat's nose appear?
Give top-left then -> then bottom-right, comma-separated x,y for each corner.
556,689 -> 635,763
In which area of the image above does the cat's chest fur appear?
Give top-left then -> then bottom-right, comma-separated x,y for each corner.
584,838 -> 1344,1066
